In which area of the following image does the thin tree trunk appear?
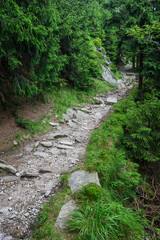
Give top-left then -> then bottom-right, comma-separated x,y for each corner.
138,48 -> 144,98
136,55 -> 139,69
132,56 -> 135,70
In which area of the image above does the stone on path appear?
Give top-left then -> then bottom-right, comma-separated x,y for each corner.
0,163 -> 17,174
58,140 -> 73,146
20,170 -> 39,178
49,122 -> 59,127
69,170 -> 101,193
39,168 -> 53,174
2,176 -> 20,183
55,199 -> 77,230
106,96 -> 118,104
44,190 -> 51,198
93,97 -> 104,105
53,134 -> 68,139
0,233 -> 13,240
34,151 -> 49,158
66,108 -> 77,118
75,138 -> 82,143
62,114 -> 70,122
67,120 -> 75,127
79,108 -> 91,114
13,140 -> 18,146
41,141 -> 53,147
57,145 -> 74,150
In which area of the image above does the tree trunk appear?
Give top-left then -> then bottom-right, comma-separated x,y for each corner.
132,56 -> 135,70
138,48 -> 144,98
136,55 -> 139,69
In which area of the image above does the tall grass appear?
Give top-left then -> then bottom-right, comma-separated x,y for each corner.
69,198 -> 145,240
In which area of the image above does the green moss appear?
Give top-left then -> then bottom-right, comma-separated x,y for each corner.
77,183 -> 103,201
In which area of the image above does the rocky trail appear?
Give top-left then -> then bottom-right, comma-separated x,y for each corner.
0,69 -> 138,240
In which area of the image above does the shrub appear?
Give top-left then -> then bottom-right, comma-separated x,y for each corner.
77,183 -> 102,201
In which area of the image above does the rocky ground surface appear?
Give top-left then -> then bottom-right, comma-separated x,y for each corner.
0,69 -> 138,240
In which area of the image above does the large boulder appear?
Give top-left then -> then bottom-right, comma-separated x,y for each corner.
101,65 -> 118,86
69,170 -> 101,193
55,199 -> 77,230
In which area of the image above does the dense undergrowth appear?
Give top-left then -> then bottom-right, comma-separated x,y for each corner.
31,87 -> 160,240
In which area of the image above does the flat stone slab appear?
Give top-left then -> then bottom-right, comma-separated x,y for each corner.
0,163 -> 17,174
69,170 -> 101,193
58,140 -> 73,146
66,108 -> 77,118
106,97 -> 118,104
57,145 -> 74,150
2,176 -> 20,183
33,152 -> 49,158
49,122 -> 59,127
20,170 -> 39,178
41,141 -> 53,147
55,199 -> 77,230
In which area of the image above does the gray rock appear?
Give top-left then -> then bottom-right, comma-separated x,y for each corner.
13,140 -> 18,146
55,199 -> 77,230
58,140 -> 73,146
105,60 -> 110,66
39,168 -> 52,174
44,190 -> 51,198
72,119 -> 79,124
16,172 -> 20,177
41,141 -> 53,147
62,114 -> 70,122
57,145 -> 74,150
79,108 -> 91,114
101,64 -> 118,86
76,110 -> 88,119
93,97 -> 104,105
0,159 -> 7,164
69,170 -> 101,193
0,207 -> 9,216
106,97 -> 118,104
34,141 -> 40,148
34,152 -> 49,158
53,134 -> 68,139
66,108 -> 77,118
24,146 -> 33,152
75,138 -> 82,143
0,163 -> 17,174
3,236 -> 13,240
20,170 -> 39,178
49,122 -> 59,127
67,120 -> 75,127
2,176 -> 20,183
0,233 -> 4,240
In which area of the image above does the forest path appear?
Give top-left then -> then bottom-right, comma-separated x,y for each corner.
0,70 -> 137,240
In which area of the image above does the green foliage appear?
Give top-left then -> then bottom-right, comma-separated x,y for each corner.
68,199 -> 145,240
60,173 -> 69,187
77,183 -> 103,201
124,96 -> 160,162
0,0 -> 105,98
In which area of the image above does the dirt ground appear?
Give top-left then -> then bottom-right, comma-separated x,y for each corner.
0,99 -> 53,155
